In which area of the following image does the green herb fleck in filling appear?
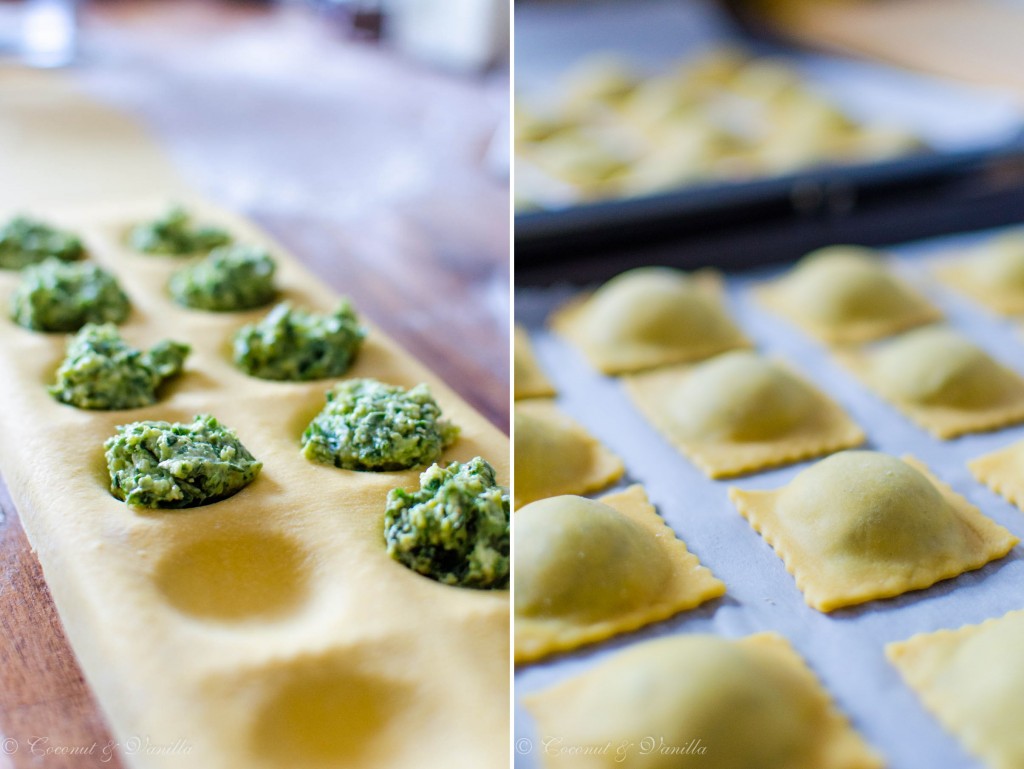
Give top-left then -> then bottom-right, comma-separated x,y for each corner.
233,301 -> 366,381
301,379 -> 459,471
168,244 -> 277,312
105,414 -> 262,508
0,216 -> 85,270
384,457 -> 509,589
49,323 -> 190,410
11,258 -> 131,332
129,206 -> 232,255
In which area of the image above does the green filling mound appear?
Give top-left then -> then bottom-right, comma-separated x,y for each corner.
0,216 -> 85,270
105,414 -> 262,508
50,323 -> 190,410
11,258 -> 131,332
168,244 -> 276,312
301,379 -> 459,471
129,206 -> 232,255
384,457 -> 510,589
233,301 -> 366,381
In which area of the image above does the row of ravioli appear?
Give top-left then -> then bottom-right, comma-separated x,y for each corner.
0,209 -> 510,591
513,236 -> 1024,769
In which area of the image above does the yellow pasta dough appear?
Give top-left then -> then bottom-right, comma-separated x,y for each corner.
514,399 -> 624,509
757,245 -> 940,344
625,350 -> 864,478
839,326 -> 1024,439
887,609 -> 1024,769
514,486 -> 725,664
551,267 -> 750,374
525,632 -> 883,769
514,326 -> 556,400
936,233 -> 1024,315
729,451 -> 1017,612
968,439 -> 1024,512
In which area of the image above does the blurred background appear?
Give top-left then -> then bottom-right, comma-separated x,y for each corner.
0,0 -> 510,427
515,0 -> 1024,283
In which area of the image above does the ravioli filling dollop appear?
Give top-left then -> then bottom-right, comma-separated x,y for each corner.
169,244 -> 276,312
384,456 -> 509,589
233,301 -> 366,381
105,414 -> 262,508
129,206 -> 232,255
11,258 -> 131,332
0,216 -> 85,269
302,379 -> 459,471
50,323 -> 190,410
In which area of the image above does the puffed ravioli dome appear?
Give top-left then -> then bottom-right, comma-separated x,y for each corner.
525,633 -> 883,769
870,327 -> 1014,409
731,451 -> 1017,611
887,610 -> 1024,769
671,350 -> 811,440
761,245 -> 938,343
516,496 -> 670,621
513,400 -> 623,509
552,267 -> 747,374
514,486 -> 724,663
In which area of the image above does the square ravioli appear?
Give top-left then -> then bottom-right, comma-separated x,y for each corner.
729,451 -> 1017,612
887,610 -> 1024,769
550,266 -> 749,375
625,350 -> 864,478
838,326 -> 1024,439
968,439 -> 1024,512
515,325 -> 556,400
756,245 -> 940,345
514,398 -> 624,509
525,632 -> 883,769
934,232 -> 1024,316
514,485 -> 725,664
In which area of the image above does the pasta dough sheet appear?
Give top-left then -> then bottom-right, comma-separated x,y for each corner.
514,224 -> 1024,769
0,198 -> 510,769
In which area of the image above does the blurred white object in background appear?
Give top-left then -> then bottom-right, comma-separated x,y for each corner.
387,0 -> 508,72
0,0 -> 77,67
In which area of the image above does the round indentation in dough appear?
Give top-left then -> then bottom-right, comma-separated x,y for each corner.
871,327 -> 1014,409
154,529 -> 311,622
515,495 -> 671,622
969,233 -> 1024,290
670,351 -> 812,441
577,267 -> 739,364
528,635 -> 823,769
777,451 -> 961,564
251,661 -> 407,768
782,246 -> 915,326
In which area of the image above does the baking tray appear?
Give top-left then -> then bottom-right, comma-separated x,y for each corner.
514,0 -> 1024,271
514,225 -> 1024,769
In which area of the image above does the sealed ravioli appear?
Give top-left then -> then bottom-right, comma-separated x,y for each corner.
625,350 -> 864,478
551,267 -> 749,374
757,245 -> 940,344
515,486 -> 724,663
525,632 -> 882,769
888,610 -> 1024,769
840,326 -> 1024,439
514,326 -> 556,400
514,399 -> 623,509
936,233 -> 1024,315
969,439 -> 1024,512
729,451 -> 1017,612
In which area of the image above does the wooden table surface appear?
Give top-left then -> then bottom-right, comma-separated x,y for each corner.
0,2 -> 509,766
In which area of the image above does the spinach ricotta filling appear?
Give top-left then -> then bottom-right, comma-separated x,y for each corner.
105,414 -> 262,508
0,216 -> 85,269
301,379 -> 459,471
384,457 -> 510,589
11,258 -> 130,332
129,206 -> 232,255
169,244 -> 276,312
